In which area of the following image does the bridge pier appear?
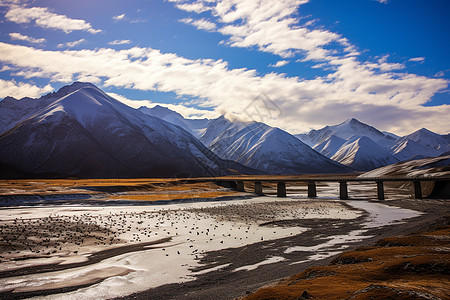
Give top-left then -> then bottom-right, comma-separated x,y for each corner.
277,181 -> 286,197
339,181 -> 348,200
236,180 -> 245,192
413,181 -> 422,199
376,181 -> 385,200
308,181 -> 317,198
254,181 -> 263,195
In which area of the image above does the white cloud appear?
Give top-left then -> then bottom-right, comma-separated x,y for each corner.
364,55 -> 405,72
106,92 -> 219,119
180,18 -> 217,31
0,79 -> 53,99
376,0 -> 388,3
57,39 -> 86,48
106,92 -> 153,108
113,13 -> 125,21
108,40 -> 132,45
409,57 -> 425,63
0,42 -> 448,134
9,32 -> 46,44
174,0 -> 344,60
5,4 -> 101,34
269,60 -> 289,68
168,0 -> 211,13
166,0 -> 450,134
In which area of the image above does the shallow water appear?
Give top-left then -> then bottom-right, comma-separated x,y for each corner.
0,195 -> 422,300
345,200 -> 422,228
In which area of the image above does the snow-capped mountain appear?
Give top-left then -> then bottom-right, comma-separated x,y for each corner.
0,82 -> 256,178
139,105 -> 209,138
206,121 -> 350,174
137,109 -> 348,174
330,136 -> 399,171
390,128 -> 450,161
295,118 -> 399,171
389,139 -> 442,161
401,128 -> 450,151
313,135 -> 346,158
296,118 -> 397,148
199,115 -> 247,147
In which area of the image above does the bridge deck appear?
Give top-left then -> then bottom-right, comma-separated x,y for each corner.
176,176 -> 450,200
185,176 -> 450,183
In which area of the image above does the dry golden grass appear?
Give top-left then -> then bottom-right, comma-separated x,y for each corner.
0,179 -> 244,201
244,225 -> 450,300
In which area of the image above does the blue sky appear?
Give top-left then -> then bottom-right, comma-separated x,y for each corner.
0,0 -> 449,135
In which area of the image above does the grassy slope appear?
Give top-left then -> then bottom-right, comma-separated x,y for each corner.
244,222 -> 450,300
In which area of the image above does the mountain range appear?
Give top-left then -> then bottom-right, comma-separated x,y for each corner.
1,82 -> 449,178
0,82 -> 256,178
293,118 -> 449,170
141,106 -> 349,175
143,104 -> 449,172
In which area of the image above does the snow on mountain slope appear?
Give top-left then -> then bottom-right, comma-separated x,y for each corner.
0,82 -> 256,178
391,129 -> 450,161
389,139 -> 442,161
137,108 -> 348,174
313,135 -> 346,158
297,118 -> 397,148
208,122 -> 350,174
199,115 -> 247,147
139,105 -> 209,138
383,131 -> 400,140
331,136 -> 399,171
402,128 -> 449,150
359,154 -> 450,178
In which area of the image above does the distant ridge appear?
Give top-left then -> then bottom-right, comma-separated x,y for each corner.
296,118 -> 449,169
2,82 -> 449,177
0,82 -> 258,178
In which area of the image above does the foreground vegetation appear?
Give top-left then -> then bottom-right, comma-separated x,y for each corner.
244,221 -> 450,300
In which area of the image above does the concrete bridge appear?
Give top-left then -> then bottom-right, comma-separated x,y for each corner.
206,177 -> 450,200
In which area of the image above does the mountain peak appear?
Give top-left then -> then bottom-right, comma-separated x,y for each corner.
346,117 -> 359,123
406,127 -> 440,139
40,82 -> 100,101
140,105 -> 184,120
54,81 -> 98,94
417,128 -> 433,134
342,118 -> 363,126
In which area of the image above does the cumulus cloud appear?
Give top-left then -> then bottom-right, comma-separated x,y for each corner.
180,18 -> 217,31
0,42 -> 448,134
174,0 -> 346,60
434,71 -> 445,77
107,92 -> 219,119
269,60 -> 289,68
168,0 -> 449,134
409,57 -> 425,63
168,0 -> 211,13
0,79 -> 53,99
108,39 -> 132,45
9,32 -> 46,44
364,55 -> 405,72
106,92 -> 153,108
57,39 -> 86,48
5,4 -> 101,34
113,13 -> 125,21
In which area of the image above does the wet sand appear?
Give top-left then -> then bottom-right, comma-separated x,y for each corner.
0,179 -> 447,299
244,217 -> 450,300
123,198 -> 447,300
